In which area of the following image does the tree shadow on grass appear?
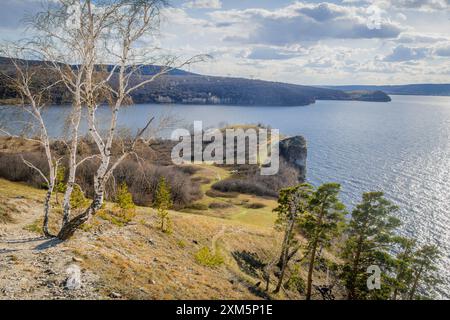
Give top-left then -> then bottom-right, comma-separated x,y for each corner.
231,250 -> 272,300
232,250 -> 266,278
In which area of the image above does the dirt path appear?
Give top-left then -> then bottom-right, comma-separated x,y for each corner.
0,198 -> 100,300
211,226 -> 226,255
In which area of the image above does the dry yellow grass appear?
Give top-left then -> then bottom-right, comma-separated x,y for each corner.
0,163 -> 341,300
182,165 -> 278,228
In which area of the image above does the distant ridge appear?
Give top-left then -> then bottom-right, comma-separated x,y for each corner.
0,57 -> 197,77
326,84 -> 450,97
0,56 -> 390,106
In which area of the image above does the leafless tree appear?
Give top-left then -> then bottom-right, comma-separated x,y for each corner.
54,0 -> 206,239
0,48 -> 60,237
1,0 -> 206,240
1,0 -> 205,240
28,0 -> 118,228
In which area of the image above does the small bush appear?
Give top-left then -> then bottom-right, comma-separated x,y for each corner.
208,202 -> 233,209
23,219 -> 43,234
112,160 -> 202,209
70,185 -> 90,209
205,189 -> 238,198
243,202 -> 266,209
115,182 -> 136,211
0,152 -> 49,188
54,165 -> 66,204
194,247 -> 224,268
212,179 -> 278,198
191,176 -> 212,184
154,177 -> 173,233
97,209 -> 135,227
177,239 -> 187,248
178,165 -> 200,175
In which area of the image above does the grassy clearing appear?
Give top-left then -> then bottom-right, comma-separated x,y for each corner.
182,164 -> 278,228
0,178 -> 45,201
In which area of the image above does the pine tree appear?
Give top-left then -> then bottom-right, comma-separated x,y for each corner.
116,182 -> 136,211
154,177 -> 173,233
70,185 -> 89,210
55,165 -> 66,205
408,244 -> 441,300
273,183 -> 314,293
392,237 -> 416,300
110,182 -> 136,225
341,192 -> 401,300
299,183 -> 346,300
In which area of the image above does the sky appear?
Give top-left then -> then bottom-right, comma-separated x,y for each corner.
1,0 -> 450,85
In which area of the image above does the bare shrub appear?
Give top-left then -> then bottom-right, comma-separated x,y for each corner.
208,202 -> 233,209
178,165 -> 201,175
205,189 -> 238,198
0,152 -> 49,188
213,159 -> 299,198
118,162 -> 201,209
243,202 -> 266,209
191,176 -> 212,184
212,179 -> 278,198
0,141 -> 203,210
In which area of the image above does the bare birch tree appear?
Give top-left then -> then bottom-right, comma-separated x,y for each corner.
55,0 -> 205,239
0,49 -> 60,237
1,0 -> 205,240
28,0 -> 120,227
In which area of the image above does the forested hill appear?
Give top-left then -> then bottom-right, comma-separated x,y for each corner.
130,75 -> 391,105
0,57 -> 391,106
327,84 -> 450,96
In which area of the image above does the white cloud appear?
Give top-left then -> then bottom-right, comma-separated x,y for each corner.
184,0 -> 222,10
383,45 -> 430,61
244,45 -> 308,60
396,32 -> 449,43
210,2 -> 404,45
434,44 -> 450,56
344,0 -> 450,11
2,0 -> 450,84
388,0 -> 450,10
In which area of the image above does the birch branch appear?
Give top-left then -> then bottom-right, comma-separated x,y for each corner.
21,156 -> 50,185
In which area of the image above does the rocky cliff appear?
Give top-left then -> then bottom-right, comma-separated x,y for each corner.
280,136 -> 308,182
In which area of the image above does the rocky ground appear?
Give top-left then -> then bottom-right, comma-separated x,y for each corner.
0,196 -> 100,300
